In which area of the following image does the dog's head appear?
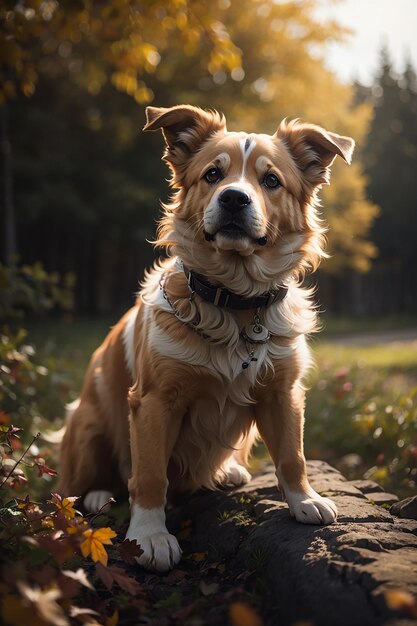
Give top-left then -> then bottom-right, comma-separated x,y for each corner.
144,104 -> 354,292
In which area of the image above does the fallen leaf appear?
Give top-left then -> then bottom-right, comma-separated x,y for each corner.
171,601 -> 198,621
199,580 -> 219,596
385,589 -> 417,617
164,569 -> 187,584
80,527 -> 116,566
118,538 -> 144,565
62,568 -> 94,591
96,563 -> 142,595
1,594 -> 45,626
177,519 -> 193,540
35,532 -> 75,567
229,602 -> 263,626
189,552 -> 207,562
17,582 -> 69,626
69,606 -> 100,618
106,610 -> 119,626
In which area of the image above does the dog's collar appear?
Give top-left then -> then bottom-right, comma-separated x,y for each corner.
182,264 -> 288,310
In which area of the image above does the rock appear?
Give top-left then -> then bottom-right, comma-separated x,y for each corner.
350,479 -> 387,494
167,460 -> 417,626
391,495 -> 417,520
365,492 -> 400,506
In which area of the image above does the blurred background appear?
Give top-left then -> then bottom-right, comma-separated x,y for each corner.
1,0 -> 416,498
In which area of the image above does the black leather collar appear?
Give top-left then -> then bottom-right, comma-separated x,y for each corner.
183,265 -> 288,310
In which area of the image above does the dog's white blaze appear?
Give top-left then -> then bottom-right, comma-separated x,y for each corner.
122,306 -> 138,380
239,137 -> 257,178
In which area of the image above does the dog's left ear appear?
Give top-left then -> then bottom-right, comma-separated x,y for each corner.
277,120 -> 355,186
143,105 -> 226,173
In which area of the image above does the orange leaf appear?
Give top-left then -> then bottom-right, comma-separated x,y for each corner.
229,602 -> 263,626
385,589 -> 417,617
80,527 -> 116,566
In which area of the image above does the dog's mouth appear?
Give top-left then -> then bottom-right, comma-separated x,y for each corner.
217,223 -> 249,239
205,223 -> 267,247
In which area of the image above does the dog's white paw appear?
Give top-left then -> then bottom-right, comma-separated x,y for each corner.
125,503 -> 182,571
126,531 -> 182,572
84,490 -> 114,513
285,488 -> 338,525
217,460 -> 252,487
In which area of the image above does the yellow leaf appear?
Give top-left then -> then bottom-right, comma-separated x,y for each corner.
80,527 -> 116,566
92,527 -> 117,544
49,493 -> 79,520
229,602 -> 263,626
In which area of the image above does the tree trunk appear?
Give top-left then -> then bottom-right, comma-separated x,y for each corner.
1,103 -> 17,265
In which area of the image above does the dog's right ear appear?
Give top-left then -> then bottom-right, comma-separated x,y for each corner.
143,105 -> 226,174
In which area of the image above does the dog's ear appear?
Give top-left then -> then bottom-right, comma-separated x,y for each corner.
277,120 -> 355,186
143,105 -> 226,171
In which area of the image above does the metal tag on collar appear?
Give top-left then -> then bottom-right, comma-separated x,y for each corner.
241,311 -> 270,344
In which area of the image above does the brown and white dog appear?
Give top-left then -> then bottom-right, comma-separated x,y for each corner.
58,104 -> 354,571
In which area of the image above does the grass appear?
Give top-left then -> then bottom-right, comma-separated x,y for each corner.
28,315 -> 116,391
312,339 -> 417,382
320,313 -> 417,336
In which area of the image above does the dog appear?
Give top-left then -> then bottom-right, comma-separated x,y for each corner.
58,104 -> 354,572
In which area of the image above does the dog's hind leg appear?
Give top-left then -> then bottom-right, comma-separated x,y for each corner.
216,455 -> 252,487
57,398 -> 118,510
215,421 -> 258,487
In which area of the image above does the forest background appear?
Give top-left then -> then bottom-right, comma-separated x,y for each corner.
2,0 -> 417,316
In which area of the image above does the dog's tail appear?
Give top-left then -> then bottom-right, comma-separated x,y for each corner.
41,398 -> 80,444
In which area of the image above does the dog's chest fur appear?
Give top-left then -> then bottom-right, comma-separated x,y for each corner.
119,262 -> 314,490
127,262 -> 314,404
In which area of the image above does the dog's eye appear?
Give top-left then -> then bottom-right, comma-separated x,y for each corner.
204,167 -> 222,184
263,173 -> 281,189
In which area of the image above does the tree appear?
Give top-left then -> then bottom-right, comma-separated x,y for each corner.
2,0 -> 379,311
0,1 -> 241,103
364,49 -> 417,265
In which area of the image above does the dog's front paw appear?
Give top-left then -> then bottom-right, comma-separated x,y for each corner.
126,531 -> 182,572
285,488 -> 337,525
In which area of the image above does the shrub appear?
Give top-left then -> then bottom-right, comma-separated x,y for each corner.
305,363 -> 417,497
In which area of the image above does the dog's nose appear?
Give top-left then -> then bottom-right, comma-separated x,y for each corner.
219,188 -> 251,213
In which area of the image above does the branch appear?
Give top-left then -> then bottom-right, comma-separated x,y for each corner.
0,432 -> 40,489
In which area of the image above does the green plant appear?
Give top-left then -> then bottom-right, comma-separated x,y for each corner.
305,362 -> 417,497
